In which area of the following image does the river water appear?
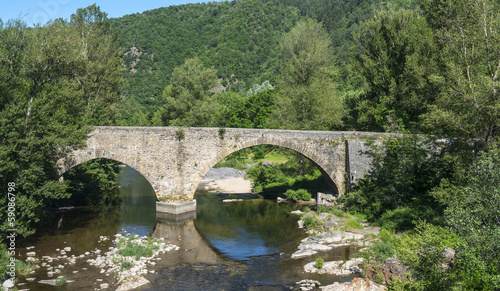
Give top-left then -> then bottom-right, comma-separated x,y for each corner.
17,165 -> 360,290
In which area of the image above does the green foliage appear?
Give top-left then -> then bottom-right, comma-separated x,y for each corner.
117,235 -> 159,260
111,0 -> 301,123
369,241 -> 396,263
421,0 -> 500,146
302,215 -> 320,230
175,129 -> 185,141
269,19 -> 344,130
227,89 -> 276,129
0,246 -> 10,281
121,261 -> 132,270
315,257 -> 324,269
245,149 -> 330,197
351,6 -> 438,132
438,149 -> 500,290
343,218 -> 364,230
0,4 -> 123,237
213,159 -> 246,170
64,159 -> 121,211
153,57 -> 219,127
284,189 -> 312,202
218,128 -> 226,140
341,136 -> 448,230
15,260 -> 35,276
55,275 -> 67,286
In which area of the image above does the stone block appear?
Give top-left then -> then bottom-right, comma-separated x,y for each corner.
156,200 -> 196,214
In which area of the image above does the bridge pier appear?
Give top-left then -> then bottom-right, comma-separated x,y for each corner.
156,200 -> 197,214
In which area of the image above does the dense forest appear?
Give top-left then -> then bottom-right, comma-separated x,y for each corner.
0,0 -> 499,289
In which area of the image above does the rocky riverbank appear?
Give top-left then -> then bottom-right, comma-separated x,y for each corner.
291,210 -> 386,291
11,233 -> 180,291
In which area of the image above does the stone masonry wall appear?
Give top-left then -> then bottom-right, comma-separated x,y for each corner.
57,127 -> 393,200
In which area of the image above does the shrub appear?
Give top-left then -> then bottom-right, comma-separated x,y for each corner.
370,241 -> 395,263
218,127 -> 226,139
315,257 -> 324,269
55,275 -> 67,286
284,188 -> 312,202
175,129 -> 185,141
15,260 -> 35,276
302,215 -> 320,229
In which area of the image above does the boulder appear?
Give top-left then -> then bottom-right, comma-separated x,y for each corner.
365,255 -> 410,284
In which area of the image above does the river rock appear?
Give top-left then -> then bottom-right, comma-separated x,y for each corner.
39,279 -> 57,286
3,279 -> 14,289
64,247 -> 71,252
100,283 -> 109,289
291,210 -> 303,215
26,251 -> 36,257
304,258 -> 363,275
116,276 -> 150,291
320,278 -> 387,291
291,249 -> 318,259
365,255 -> 410,284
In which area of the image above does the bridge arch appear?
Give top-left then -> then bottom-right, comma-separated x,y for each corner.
57,156 -> 157,200
186,137 -> 342,199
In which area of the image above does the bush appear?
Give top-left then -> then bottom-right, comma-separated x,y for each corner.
15,260 -> 35,276
370,241 -> 395,263
175,129 -> 185,141
55,275 -> 67,286
315,257 -> 324,269
302,215 -> 320,229
284,189 -> 312,202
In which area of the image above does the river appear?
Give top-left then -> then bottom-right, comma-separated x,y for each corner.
17,165 -> 360,290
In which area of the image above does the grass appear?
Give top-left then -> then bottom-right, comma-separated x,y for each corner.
15,260 -> 35,276
343,218 -> 364,230
117,234 -> 160,260
121,261 -> 132,270
55,275 -> 67,286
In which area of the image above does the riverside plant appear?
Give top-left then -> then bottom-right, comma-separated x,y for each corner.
15,260 -> 35,276
315,258 -> 324,269
55,275 -> 67,286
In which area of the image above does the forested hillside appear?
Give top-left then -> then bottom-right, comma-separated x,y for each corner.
110,0 -> 408,126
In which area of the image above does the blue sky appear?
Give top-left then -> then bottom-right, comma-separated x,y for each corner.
1,0 -> 225,27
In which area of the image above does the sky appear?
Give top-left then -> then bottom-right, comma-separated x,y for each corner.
1,0 -> 225,27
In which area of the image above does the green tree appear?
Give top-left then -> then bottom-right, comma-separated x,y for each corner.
269,19 -> 344,130
227,88 -> 276,128
70,4 -> 124,125
351,6 -> 438,132
153,57 -> 219,127
438,149 -> 500,289
421,0 -> 500,146
341,136 -> 447,230
0,4 -> 123,237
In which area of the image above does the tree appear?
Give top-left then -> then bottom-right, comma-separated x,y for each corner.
70,4 -> 124,125
153,57 -> 219,127
438,149 -> 500,289
0,4 -> 123,237
421,0 -> 500,146
351,6 -> 438,132
269,19 -> 344,130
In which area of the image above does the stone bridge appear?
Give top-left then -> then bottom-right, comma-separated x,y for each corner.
57,126 -> 392,213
